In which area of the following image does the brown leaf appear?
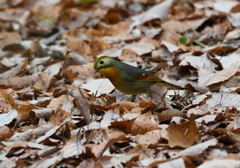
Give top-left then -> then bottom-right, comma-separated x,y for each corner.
0,32 -> 21,46
17,104 -> 35,121
0,126 -> 13,141
48,95 -> 74,111
66,38 -> 90,58
0,99 -> 12,113
33,73 -> 57,91
88,39 -> 109,57
91,128 -> 126,158
0,75 -> 39,89
131,111 -> 161,135
63,63 -> 94,82
0,91 -> 18,110
166,117 -> 200,148
159,109 -> 187,123
77,158 -> 95,168
110,118 -> 135,134
119,49 -> 143,62
98,21 -> 130,36
50,105 -> 70,126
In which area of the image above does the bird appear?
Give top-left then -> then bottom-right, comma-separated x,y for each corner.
93,56 -> 185,100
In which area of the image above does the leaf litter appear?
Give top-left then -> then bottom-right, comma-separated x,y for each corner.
1,0 -> 240,167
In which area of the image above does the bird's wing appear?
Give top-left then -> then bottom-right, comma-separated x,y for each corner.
117,61 -> 160,82
137,74 -> 164,82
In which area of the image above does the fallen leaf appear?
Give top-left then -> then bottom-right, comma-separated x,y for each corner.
71,89 -> 91,124
166,117 -> 200,148
131,111 -> 161,135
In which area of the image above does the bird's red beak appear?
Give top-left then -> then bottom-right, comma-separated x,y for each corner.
93,69 -> 98,74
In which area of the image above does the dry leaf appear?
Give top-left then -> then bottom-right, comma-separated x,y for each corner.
166,117 -> 200,148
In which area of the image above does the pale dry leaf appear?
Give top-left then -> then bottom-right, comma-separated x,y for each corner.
135,130 -> 161,145
71,89 -> 90,124
150,84 -> 168,103
124,42 -> 155,56
153,157 -> 186,168
8,129 -> 33,142
102,32 -> 135,44
131,0 -> 173,25
143,28 -> 162,38
151,47 -> 172,64
65,51 -> 88,65
32,152 -> 63,168
101,110 -> 115,128
82,78 -> 114,97
0,59 -> 28,79
62,95 -> 74,113
219,50 -> 240,69
195,114 -> 218,124
32,124 -> 54,137
98,156 -> 122,168
2,141 -> 28,153
37,146 -> 58,158
0,157 -> 16,168
161,41 -> 181,53
198,159 -> 240,168
192,94 -> 210,105
43,61 -> 64,77
203,65 -> 239,87
35,124 -> 62,143
180,54 -> 218,85
225,29 -> 240,41
62,138 -> 86,158
0,109 -> 18,126
171,138 -> 218,158
30,56 -> 51,66
213,1 -> 239,13
208,148 -> 228,158
187,104 -> 213,117
206,92 -> 240,110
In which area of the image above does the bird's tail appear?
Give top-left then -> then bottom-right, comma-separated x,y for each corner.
157,81 -> 186,90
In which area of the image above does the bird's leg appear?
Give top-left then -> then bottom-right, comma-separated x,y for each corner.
129,95 -> 136,102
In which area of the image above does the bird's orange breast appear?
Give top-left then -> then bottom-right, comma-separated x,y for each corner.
98,66 -> 121,86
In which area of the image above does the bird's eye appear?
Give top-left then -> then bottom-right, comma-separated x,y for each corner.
100,60 -> 104,64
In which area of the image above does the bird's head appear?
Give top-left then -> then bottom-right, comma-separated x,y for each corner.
93,56 -> 114,74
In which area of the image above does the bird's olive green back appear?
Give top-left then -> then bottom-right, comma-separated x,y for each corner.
112,58 -> 158,82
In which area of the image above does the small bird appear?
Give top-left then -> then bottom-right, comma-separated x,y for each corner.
93,56 -> 185,100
